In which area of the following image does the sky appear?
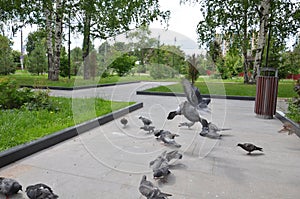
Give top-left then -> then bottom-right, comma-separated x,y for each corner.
11,0 -> 204,55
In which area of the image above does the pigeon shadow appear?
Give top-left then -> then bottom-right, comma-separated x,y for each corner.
156,173 -> 176,186
244,153 -> 265,156
169,163 -> 187,170
220,134 -> 234,137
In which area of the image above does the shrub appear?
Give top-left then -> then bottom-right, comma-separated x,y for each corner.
286,79 -> 300,123
0,77 -> 58,111
149,64 -> 177,79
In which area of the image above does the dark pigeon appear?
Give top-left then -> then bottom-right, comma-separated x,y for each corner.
139,175 -> 172,199
156,131 -> 181,148
139,116 -> 152,126
154,130 -> 179,139
237,143 -> 263,155
0,177 -> 22,199
26,183 -> 58,199
120,118 -> 128,127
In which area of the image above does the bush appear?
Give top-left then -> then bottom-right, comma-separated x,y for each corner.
286,79 -> 300,123
0,77 -> 58,111
0,35 -> 15,75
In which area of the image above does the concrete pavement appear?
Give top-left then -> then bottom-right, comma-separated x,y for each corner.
0,81 -> 299,199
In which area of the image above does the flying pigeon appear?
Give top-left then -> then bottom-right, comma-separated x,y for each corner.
120,118 -> 128,127
0,177 -> 22,199
237,143 -> 263,155
167,79 -> 211,134
139,116 -> 152,126
149,151 -> 167,171
191,83 -> 211,110
140,126 -> 156,134
139,175 -> 172,199
26,183 -> 58,199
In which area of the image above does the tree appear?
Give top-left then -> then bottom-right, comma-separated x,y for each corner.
186,54 -> 200,84
110,54 -> 136,76
59,46 -> 69,77
0,34 -> 15,75
27,40 -> 47,75
75,0 -> 170,79
70,47 -> 83,76
181,0 -> 300,83
26,29 -> 47,56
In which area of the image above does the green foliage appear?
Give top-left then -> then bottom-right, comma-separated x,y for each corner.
27,40 -> 47,75
287,79 -> 300,123
0,77 -> 57,111
70,47 -> 83,76
0,34 -> 15,75
150,64 -> 177,79
110,54 -> 137,76
26,29 -> 47,56
0,97 -> 133,152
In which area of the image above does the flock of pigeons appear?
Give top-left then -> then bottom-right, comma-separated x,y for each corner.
0,178 -> 58,199
3,78 -> 289,199
123,79 -> 265,198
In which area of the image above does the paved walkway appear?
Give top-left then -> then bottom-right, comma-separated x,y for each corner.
1,82 -> 299,199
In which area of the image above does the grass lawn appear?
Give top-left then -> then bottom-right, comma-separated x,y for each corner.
145,78 -> 297,98
4,70 -> 178,87
0,97 -> 134,152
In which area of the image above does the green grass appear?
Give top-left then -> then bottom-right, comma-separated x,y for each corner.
146,78 -> 297,98
0,97 -> 134,152
4,70 -> 179,87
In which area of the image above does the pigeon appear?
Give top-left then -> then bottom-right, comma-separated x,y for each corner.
139,175 -> 172,199
139,116 -> 152,126
0,177 -> 22,199
191,83 -> 211,110
278,122 -> 299,135
164,150 -> 183,162
237,143 -> 263,155
140,126 -> 156,134
26,183 -> 58,199
149,151 -> 167,170
153,162 -> 171,182
120,118 -> 128,127
154,130 -> 179,139
167,79 -> 211,134
155,131 -> 181,148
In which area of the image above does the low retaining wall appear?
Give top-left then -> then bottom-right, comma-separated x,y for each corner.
0,102 -> 143,168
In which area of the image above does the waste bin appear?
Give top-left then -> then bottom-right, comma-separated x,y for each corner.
254,67 -> 279,119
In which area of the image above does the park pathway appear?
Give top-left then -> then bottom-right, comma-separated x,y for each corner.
0,81 -> 299,199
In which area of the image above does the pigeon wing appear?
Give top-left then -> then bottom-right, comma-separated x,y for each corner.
182,79 -> 199,107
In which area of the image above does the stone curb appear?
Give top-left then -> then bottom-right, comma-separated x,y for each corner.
20,81 -> 141,90
136,91 -> 255,101
0,102 -> 143,168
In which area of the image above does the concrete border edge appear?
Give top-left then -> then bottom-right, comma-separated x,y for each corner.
0,102 -> 143,168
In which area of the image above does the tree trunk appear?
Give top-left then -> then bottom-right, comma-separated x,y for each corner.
242,0 -> 249,84
82,12 -> 91,80
51,0 -> 64,81
44,3 -> 54,80
252,0 -> 270,82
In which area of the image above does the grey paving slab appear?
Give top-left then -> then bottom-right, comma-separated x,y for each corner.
1,81 -> 300,199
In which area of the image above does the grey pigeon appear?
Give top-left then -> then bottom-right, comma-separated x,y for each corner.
154,130 -> 179,139
139,116 -> 152,126
149,151 -> 167,170
139,175 -> 172,199
0,177 -> 22,199
156,132 -> 181,148
120,117 -> 128,127
167,79 -> 211,135
237,143 -> 263,155
141,126 -> 156,134
26,183 -> 58,199
153,162 -> 171,182
165,150 -> 183,162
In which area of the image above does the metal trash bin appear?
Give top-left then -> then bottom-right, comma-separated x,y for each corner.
254,67 -> 279,119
